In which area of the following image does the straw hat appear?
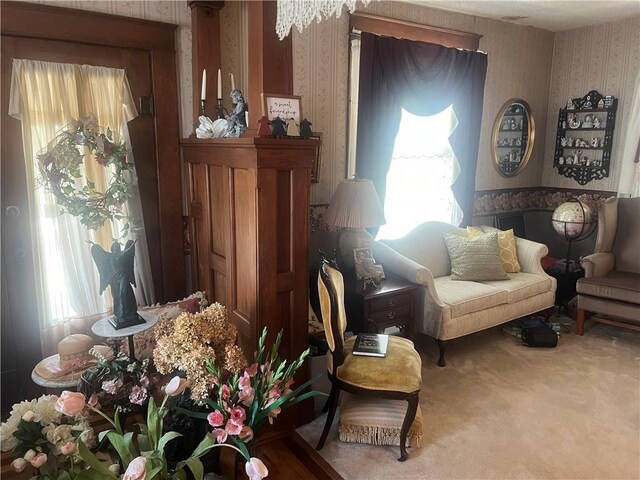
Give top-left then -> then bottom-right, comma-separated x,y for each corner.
34,334 -> 112,381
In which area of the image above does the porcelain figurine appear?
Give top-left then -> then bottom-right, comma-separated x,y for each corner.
593,116 -> 601,128
590,137 -> 599,148
582,114 -> 594,129
568,113 -> 581,129
559,157 -> 565,165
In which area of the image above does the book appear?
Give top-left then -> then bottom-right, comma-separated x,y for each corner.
352,333 -> 389,357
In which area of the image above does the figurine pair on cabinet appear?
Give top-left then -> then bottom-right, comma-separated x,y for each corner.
257,116 -> 314,138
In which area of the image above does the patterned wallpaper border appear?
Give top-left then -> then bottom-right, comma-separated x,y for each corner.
310,186 -> 616,233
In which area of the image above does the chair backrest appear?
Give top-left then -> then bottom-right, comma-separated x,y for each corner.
380,221 -> 465,278
604,197 -> 640,273
317,257 -> 347,373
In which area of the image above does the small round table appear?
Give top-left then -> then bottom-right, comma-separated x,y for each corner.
91,311 -> 157,360
31,369 -> 81,390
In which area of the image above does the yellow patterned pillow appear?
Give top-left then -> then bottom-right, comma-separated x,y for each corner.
467,227 -> 521,273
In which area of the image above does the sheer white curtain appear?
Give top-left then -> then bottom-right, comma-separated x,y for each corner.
9,59 -> 154,354
617,72 -> 640,197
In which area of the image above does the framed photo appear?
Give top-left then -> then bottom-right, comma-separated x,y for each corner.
261,93 -> 302,123
353,247 -> 374,280
311,133 -> 322,183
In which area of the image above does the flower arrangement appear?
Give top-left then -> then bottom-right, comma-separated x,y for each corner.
0,394 -> 95,479
153,303 -> 247,401
36,114 -> 136,231
57,377 -> 267,480
181,327 -> 321,478
80,344 -> 159,413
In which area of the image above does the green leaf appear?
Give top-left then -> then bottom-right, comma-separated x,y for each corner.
174,406 -> 209,420
77,440 -> 117,479
230,436 -> 250,462
180,458 -> 204,480
106,430 -> 133,467
158,431 -> 182,453
189,433 -> 217,459
145,465 -> 163,480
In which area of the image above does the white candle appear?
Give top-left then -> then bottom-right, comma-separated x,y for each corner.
201,69 -> 206,101
230,73 -> 236,91
217,68 -> 222,99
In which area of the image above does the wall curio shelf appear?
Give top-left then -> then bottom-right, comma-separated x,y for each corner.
553,90 -> 617,185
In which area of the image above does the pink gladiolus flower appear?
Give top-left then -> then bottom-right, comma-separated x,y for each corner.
267,404 -> 281,425
207,410 -> 224,428
123,456 -> 147,480
212,428 -> 228,444
30,453 -> 47,468
268,387 -> 281,400
55,391 -> 86,416
222,384 -> 230,400
239,372 -> 252,391
283,377 -> 294,395
60,442 -> 76,455
225,419 -> 243,436
245,457 -> 269,480
11,458 -> 27,473
245,363 -> 259,377
238,387 -> 255,407
164,376 -> 189,396
240,425 -> 254,443
230,407 -> 246,423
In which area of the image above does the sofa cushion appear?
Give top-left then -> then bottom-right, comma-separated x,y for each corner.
468,227 -> 521,273
434,277 -> 507,317
480,273 -> 554,304
443,232 -> 508,281
577,271 -> 640,304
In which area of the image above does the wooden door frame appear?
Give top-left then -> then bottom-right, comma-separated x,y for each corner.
1,1 -> 185,302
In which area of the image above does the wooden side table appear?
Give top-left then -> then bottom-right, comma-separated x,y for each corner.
343,273 -> 418,339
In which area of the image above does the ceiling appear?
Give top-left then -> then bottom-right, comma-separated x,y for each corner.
405,0 -> 640,32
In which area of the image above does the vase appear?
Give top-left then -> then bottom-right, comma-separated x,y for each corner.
164,391 -> 221,477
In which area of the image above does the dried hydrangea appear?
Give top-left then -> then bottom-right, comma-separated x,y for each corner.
153,303 -> 247,401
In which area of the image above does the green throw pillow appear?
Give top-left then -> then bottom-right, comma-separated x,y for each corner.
443,232 -> 509,281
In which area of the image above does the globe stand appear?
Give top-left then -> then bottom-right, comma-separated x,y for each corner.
550,198 -> 598,274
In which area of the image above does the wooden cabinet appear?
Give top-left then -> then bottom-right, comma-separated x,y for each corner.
181,137 -> 318,371
553,90 -> 617,185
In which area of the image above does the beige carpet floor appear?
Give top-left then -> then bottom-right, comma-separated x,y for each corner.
297,318 -> 640,480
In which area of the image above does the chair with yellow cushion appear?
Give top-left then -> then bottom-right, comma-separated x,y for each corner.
315,255 -> 422,461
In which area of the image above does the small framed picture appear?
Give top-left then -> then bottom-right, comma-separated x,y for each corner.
353,247 -> 374,280
261,93 -> 302,123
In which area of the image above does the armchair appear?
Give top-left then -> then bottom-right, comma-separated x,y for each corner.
576,197 -> 640,334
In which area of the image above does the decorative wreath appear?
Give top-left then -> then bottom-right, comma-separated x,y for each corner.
37,115 -> 135,231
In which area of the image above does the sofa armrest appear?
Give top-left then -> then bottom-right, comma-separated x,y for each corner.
373,241 -> 446,308
580,252 -> 615,278
515,237 -> 549,275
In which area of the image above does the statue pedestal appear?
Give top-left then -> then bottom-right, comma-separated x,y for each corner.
92,311 -> 157,360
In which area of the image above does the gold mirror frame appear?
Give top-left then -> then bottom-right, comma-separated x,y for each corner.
491,99 -> 535,177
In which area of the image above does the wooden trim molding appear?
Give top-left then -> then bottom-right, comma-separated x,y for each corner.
350,12 -> 482,50
1,1 -> 185,302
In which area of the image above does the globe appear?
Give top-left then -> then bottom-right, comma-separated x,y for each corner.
551,199 -> 594,240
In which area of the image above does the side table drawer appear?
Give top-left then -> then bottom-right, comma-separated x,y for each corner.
369,303 -> 411,326
369,291 -> 412,312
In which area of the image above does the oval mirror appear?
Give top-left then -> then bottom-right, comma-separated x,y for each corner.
491,99 -> 535,177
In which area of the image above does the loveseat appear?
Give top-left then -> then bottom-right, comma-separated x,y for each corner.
373,221 -> 557,366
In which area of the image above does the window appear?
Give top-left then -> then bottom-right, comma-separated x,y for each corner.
376,106 -> 462,240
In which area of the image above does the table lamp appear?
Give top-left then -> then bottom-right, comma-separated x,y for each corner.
323,177 -> 386,269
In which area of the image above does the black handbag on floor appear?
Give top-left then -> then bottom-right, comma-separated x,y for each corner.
522,324 -> 558,348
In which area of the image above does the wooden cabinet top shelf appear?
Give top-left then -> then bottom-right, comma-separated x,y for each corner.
562,108 -> 613,113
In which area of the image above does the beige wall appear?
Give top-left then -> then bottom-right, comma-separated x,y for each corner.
293,1 -> 555,204
541,16 -> 640,192
22,0 -> 194,138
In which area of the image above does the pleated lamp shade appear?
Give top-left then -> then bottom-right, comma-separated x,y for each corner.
323,178 -> 386,228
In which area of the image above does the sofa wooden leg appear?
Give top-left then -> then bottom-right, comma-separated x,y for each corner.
398,393 -> 419,462
436,339 -> 449,367
576,308 -> 586,335
543,306 -> 555,322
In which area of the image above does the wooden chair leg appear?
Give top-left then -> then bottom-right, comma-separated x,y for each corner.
576,308 -> 586,335
316,385 -> 340,451
398,393 -> 419,462
435,339 -> 449,367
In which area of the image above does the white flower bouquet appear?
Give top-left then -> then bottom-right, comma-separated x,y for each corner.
0,394 -> 95,478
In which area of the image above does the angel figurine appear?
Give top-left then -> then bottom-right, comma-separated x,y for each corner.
91,240 -> 144,329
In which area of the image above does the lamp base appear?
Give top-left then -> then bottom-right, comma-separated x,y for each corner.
337,227 -> 375,270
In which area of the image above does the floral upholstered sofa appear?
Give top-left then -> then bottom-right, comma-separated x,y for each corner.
373,221 -> 556,366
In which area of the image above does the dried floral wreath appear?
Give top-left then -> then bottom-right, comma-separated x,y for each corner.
37,115 -> 135,232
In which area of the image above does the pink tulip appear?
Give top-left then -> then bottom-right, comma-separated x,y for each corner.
11,458 -> 27,473
123,456 -> 147,480
164,376 -> 189,397
245,457 -> 269,480
30,453 -> 47,468
55,391 -> 86,416
230,407 -> 246,423
60,441 -> 76,455
207,410 -> 224,428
